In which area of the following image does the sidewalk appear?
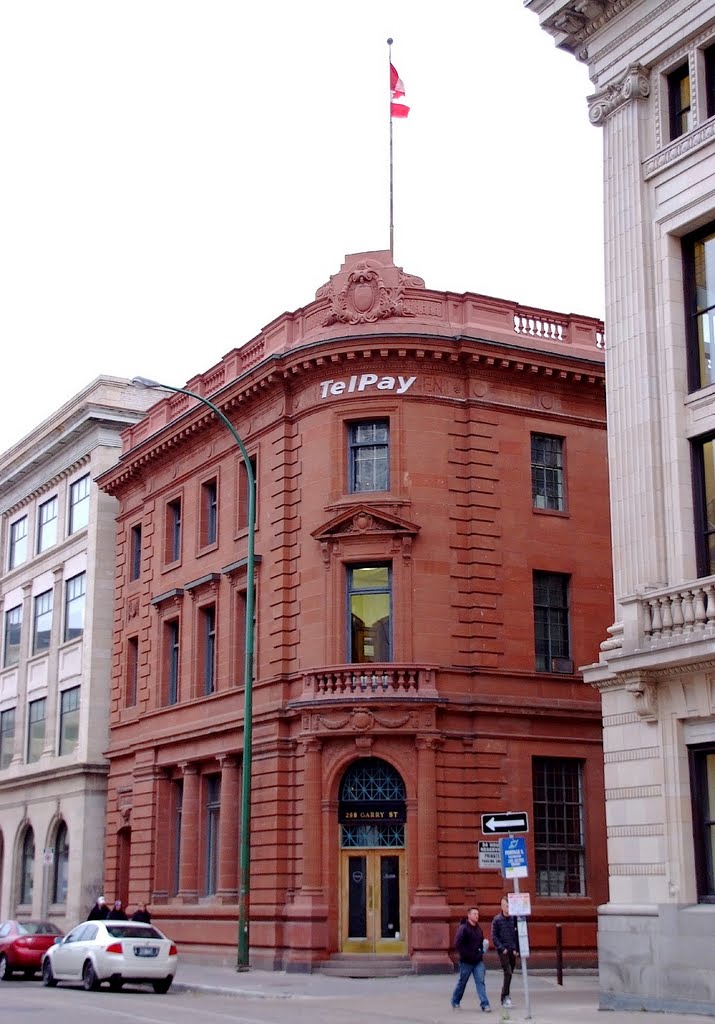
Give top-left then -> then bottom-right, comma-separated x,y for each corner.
171,961 -> 711,1022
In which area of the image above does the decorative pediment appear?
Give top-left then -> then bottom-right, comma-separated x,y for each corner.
315,251 -> 425,326
312,504 -> 420,564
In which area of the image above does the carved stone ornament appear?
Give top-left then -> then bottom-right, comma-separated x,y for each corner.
316,252 -> 425,327
312,504 -> 420,563
624,673 -> 658,721
588,64 -> 650,126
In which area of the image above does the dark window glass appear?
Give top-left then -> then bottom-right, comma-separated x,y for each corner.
689,744 -> 715,902
704,44 -> 715,120
533,757 -> 585,896
27,697 -> 46,762
0,708 -> 15,769
205,775 -> 221,895
59,686 -> 80,755
684,224 -> 715,392
349,421 -> 389,493
173,780 -> 183,896
165,619 -> 180,704
668,63 -> 691,139
348,565 -> 392,663
238,457 -> 257,532
20,827 -> 35,904
64,573 -> 86,642
32,590 -> 53,655
37,496 -> 58,553
52,822 -> 70,904
9,516 -> 28,569
3,605 -> 22,667
533,571 -> 571,672
166,499 -> 182,563
201,479 -> 218,546
130,524 -> 142,580
694,435 -> 715,575
201,604 -> 216,695
68,475 -> 90,534
531,434 -> 565,511
127,636 -> 139,707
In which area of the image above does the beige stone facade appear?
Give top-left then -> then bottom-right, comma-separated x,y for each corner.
0,377 -> 156,930
528,0 -> 715,1014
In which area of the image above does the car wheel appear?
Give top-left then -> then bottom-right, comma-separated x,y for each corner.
108,978 -> 123,992
152,977 -> 172,994
0,954 -> 13,981
42,959 -> 58,987
82,960 -> 100,992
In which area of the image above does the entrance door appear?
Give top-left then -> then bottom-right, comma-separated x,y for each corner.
341,849 -> 406,954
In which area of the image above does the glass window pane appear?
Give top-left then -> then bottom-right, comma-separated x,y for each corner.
37,497 -> 58,553
4,605 -> 22,667
64,573 -> 86,642
33,591 -> 53,655
59,687 -> 80,756
0,708 -> 15,769
9,517 -> 28,569
349,421 -> 389,493
69,475 -> 90,534
27,698 -> 46,762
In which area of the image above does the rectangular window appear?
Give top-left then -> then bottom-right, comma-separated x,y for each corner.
205,775 -> 221,896
531,434 -> 565,511
165,498 -> 182,563
669,62 -> 691,139
130,523 -> 142,581
68,474 -> 90,534
27,697 -> 46,763
64,572 -> 86,642
348,564 -> 392,663
200,604 -> 217,695
59,686 -> 80,756
349,421 -> 389,493
684,222 -> 715,392
690,744 -> 715,902
3,605 -> 22,667
165,619 -> 180,704
238,456 -> 257,532
0,708 -> 15,769
9,516 -> 28,570
201,479 -> 218,547
704,44 -> 715,121
37,496 -> 58,553
533,757 -> 586,896
533,571 -> 572,673
32,590 -> 53,655
694,435 -> 715,575
127,636 -> 139,707
173,780 -> 183,896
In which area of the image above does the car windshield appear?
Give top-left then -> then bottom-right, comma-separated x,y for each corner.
17,922 -> 63,935
105,925 -> 164,939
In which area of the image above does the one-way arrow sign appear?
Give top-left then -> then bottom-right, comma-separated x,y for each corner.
481,811 -> 529,835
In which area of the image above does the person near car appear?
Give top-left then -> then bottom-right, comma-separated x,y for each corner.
107,899 -> 128,920
131,902 -> 151,923
491,895 -> 519,1008
450,906 -> 491,1012
87,895 -> 108,920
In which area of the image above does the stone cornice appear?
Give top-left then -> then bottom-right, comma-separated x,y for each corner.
588,63 -> 650,125
530,1 -> 644,58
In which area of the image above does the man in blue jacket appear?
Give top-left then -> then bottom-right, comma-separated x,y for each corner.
491,896 -> 519,1008
451,906 -> 491,1012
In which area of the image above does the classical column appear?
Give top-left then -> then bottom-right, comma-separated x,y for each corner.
300,738 -> 323,893
216,755 -> 240,902
177,762 -> 199,902
410,733 -> 450,972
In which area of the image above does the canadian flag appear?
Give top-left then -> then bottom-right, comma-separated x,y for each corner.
390,62 -> 410,118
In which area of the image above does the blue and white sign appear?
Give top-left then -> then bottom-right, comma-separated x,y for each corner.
501,836 -> 528,879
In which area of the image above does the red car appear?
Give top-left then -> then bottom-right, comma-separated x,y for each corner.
0,920 -> 64,980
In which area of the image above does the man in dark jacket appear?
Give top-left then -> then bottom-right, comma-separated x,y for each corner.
451,906 -> 491,1011
491,896 -> 519,1008
87,895 -> 108,920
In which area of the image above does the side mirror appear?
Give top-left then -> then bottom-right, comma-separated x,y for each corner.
54,936 -> 62,944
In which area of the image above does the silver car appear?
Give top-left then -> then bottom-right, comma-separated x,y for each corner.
42,920 -> 177,993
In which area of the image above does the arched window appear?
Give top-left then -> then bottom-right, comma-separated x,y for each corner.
339,758 -> 406,849
19,826 -> 35,905
52,822 -> 69,905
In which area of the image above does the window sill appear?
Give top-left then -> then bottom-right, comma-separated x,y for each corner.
532,507 -> 569,519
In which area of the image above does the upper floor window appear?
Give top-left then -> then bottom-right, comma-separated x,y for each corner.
0,708 -> 15,769
348,564 -> 392,663
37,496 -> 58,553
59,686 -> 80,756
238,457 -> 257,533
200,604 -> 217,695
32,590 -> 53,655
689,743 -> 715,903
165,498 -> 182,563
349,421 -> 389,493
126,636 -> 139,707
130,523 -> 142,581
3,605 -> 22,667
533,571 -> 572,673
531,434 -> 565,511
201,479 -> 218,547
64,573 -> 86,642
668,62 -> 692,139
684,222 -> 715,393
27,696 -> 46,762
165,619 -> 180,704
205,775 -> 221,896
693,434 -> 715,576
68,475 -> 90,534
704,44 -> 715,121
52,821 -> 70,904
8,516 -> 27,570
533,756 -> 586,896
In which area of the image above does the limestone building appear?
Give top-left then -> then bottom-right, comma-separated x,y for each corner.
528,0 -> 715,1014
0,377 -> 156,931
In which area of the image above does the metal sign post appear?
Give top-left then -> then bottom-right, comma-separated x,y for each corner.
501,836 -> 532,1020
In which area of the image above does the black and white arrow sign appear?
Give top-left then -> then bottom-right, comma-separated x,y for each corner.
481,811 -> 529,835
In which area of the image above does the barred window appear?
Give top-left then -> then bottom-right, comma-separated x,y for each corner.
533,757 -> 585,896
531,434 -> 565,511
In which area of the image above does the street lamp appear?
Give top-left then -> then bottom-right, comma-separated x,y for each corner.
131,376 -> 255,971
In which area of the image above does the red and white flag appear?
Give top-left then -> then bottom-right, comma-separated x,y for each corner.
390,62 -> 410,118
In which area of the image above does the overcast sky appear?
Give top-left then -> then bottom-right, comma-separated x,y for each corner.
0,0 -> 604,455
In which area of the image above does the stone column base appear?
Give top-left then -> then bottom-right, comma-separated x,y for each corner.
283,890 -> 329,972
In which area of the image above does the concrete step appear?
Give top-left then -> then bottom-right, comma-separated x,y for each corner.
318,954 -> 413,978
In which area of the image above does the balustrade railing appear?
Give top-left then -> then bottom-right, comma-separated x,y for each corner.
640,579 -> 715,646
298,664 -> 437,700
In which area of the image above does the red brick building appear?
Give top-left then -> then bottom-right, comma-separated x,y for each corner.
98,251 -> 611,971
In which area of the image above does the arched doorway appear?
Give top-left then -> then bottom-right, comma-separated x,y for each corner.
338,757 -> 407,955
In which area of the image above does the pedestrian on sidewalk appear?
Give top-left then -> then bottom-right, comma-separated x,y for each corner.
107,899 -> 128,920
131,901 -> 151,923
491,895 -> 519,1009
87,895 -> 108,920
450,906 -> 491,1012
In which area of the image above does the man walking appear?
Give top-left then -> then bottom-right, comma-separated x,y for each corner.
491,895 -> 519,1008
451,906 -> 491,1012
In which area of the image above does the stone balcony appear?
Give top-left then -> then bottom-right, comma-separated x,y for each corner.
290,663 -> 439,705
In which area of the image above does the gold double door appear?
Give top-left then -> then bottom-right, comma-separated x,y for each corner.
340,849 -> 407,954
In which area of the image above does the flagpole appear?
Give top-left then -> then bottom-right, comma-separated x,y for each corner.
387,36 -> 394,259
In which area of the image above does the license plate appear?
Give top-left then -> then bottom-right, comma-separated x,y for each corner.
134,946 -> 159,957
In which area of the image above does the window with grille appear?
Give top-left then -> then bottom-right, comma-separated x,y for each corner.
339,758 -> 406,849
533,571 -> 571,673
531,434 -> 565,511
348,421 -> 389,493
533,757 -> 585,896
